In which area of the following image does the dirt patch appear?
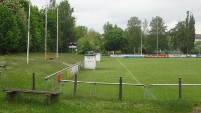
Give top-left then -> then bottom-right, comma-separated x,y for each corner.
190,106 -> 201,113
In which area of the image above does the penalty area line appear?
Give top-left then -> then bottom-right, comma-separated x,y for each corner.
116,58 -> 156,100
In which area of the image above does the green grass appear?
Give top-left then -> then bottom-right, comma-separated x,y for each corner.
0,53 -> 201,112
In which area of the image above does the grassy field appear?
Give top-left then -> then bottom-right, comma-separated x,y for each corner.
0,53 -> 201,112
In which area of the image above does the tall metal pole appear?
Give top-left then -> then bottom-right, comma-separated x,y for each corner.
156,16 -> 158,57
56,8 -> 59,59
27,0 -> 31,64
45,0 -> 47,60
141,22 -> 142,55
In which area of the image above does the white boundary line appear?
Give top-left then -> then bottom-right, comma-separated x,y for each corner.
116,58 -> 157,100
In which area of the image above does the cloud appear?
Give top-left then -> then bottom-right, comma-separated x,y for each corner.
32,0 -> 201,34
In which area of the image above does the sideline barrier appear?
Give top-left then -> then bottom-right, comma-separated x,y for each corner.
149,76 -> 201,100
110,54 -> 201,58
44,61 -> 83,91
124,55 -> 144,58
149,84 -> 201,100
110,54 -> 144,58
60,79 -> 146,99
196,54 -> 201,58
144,54 -> 169,58
110,54 -> 125,58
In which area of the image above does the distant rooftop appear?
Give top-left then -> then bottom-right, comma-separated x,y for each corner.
196,34 -> 201,39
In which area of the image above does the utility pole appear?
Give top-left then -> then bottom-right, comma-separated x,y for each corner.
56,8 -> 59,59
45,0 -> 47,60
140,20 -> 142,55
156,16 -> 158,57
27,0 -> 31,64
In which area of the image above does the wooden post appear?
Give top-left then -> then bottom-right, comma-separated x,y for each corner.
32,73 -> 35,90
74,74 -> 77,96
179,77 -> 182,101
119,77 -> 122,100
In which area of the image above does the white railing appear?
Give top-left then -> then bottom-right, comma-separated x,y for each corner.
149,83 -> 201,100
60,76 -> 146,99
44,61 -> 83,91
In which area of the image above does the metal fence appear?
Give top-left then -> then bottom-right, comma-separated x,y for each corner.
60,76 -> 146,99
44,61 -> 83,91
149,78 -> 201,100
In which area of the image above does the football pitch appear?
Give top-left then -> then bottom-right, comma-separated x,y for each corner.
1,53 -> 201,112
66,56 -> 201,101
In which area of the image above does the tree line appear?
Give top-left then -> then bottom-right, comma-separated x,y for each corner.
0,0 -> 198,54
103,13 -> 196,54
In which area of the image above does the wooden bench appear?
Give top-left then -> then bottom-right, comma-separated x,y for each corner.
3,89 -> 62,104
0,65 -> 6,69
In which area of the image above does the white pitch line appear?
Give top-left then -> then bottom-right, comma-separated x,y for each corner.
116,58 -> 156,100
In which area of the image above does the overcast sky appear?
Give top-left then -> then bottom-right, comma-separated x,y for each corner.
31,0 -> 201,34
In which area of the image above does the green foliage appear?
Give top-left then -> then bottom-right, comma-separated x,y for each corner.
103,21 -> 114,33
146,16 -> 168,53
77,29 -> 101,54
102,23 -> 127,53
125,17 -> 141,53
74,26 -> 88,41
30,6 -> 44,52
170,11 -> 195,54
0,4 -> 27,54
194,41 -> 201,54
58,0 -> 76,52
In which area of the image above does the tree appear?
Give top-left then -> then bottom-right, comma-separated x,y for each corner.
49,0 -> 56,9
74,26 -> 88,41
125,16 -> 141,53
103,27 -> 127,53
77,29 -> 101,54
103,22 -> 113,33
146,16 -> 168,53
169,11 -> 195,54
0,1 -> 27,54
58,0 -> 76,52
170,21 -> 189,52
186,11 -> 195,52
46,8 -> 57,52
30,6 -> 44,52
141,19 -> 149,54
194,41 -> 201,54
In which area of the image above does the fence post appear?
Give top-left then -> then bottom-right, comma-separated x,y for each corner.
74,74 -> 77,96
32,73 -> 35,90
119,77 -> 122,100
179,77 -> 182,101
94,83 -> 96,95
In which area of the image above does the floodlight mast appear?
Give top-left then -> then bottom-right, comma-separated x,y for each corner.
27,0 -> 31,64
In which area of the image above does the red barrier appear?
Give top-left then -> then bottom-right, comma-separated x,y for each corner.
46,54 -> 49,60
57,72 -> 61,82
145,54 -> 169,58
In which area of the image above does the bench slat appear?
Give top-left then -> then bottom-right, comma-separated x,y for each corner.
3,89 -> 62,95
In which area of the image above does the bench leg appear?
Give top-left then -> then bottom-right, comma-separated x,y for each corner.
45,94 -> 51,105
7,91 -> 18,100
45,94 -> 60,105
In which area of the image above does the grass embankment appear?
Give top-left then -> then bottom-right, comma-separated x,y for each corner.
0,53 -> 200,112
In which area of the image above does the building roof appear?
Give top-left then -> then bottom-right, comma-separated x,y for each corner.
196,34 -> 201,39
